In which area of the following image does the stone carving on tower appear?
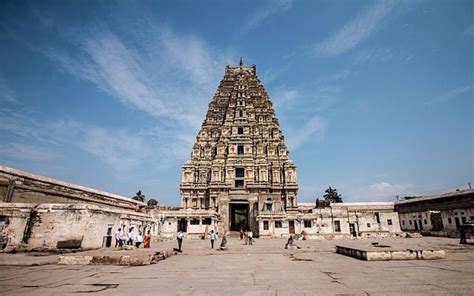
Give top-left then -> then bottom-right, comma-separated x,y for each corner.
180,60 -> 298,234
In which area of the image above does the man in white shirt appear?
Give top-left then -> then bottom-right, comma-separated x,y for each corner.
135,232 -> 143,248
114,228 -> 123,247
177,231 -> 185,252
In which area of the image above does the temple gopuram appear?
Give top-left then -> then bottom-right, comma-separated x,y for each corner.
179,59 -> 298,236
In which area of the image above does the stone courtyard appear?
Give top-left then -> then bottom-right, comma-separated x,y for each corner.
1,237 -> 473,295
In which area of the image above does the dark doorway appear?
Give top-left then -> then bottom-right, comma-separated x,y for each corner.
430,212 -> 443,231
349,223 -> 357,237
230,203 -> 249,231
289,220 -> 295,234
455,217 -> 461,229
418,220 -> 423,230
178,218 -> 187,232
414,220 -> 419,231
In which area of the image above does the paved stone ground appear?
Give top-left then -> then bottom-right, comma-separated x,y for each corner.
1,237 -> 473,295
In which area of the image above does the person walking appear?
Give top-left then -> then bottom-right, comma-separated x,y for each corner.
127,227 -> 135,246
209,230 -> 217,249
114,228 -> 123,247
247,230 -> 253,245
135,232 -> 143,248
177,230 -> 185,252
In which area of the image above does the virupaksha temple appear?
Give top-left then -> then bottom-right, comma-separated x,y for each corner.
0,61 -> 473,251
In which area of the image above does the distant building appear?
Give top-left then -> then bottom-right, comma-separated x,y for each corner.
395,189 -> 474,237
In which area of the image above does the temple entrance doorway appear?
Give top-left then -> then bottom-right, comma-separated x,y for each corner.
289,220 -> 295,234
229,202 -> 249,231
178,218 -> 187,232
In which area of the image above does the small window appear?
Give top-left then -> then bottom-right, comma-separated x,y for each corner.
235,180 -> 244,188
263,221 -> 269,230
409,220 -> 412,225
402,220 -> 405,225
239,110 -> 243,117
190,218 -> 199,225
235,168 -> 245,178
334,221 -> 341,232
387,219 -> 392,225
238,127 -> 243,134
275,221 -> 282,228
424,219 -> 427,225
202,218 -> 212,225
304,220 -> 312,228
265,203 -> 272,211
237,145 -> 244,155
367,223 -> 371,228
447,217 -> 452,224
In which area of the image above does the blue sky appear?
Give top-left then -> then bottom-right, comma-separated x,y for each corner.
0,0 -> 472,205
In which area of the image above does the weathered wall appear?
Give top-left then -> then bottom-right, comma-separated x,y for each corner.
0,166 -> 145,211
396,189 -> 474,236
0,202 -> 154,251
257,203 -> 402,239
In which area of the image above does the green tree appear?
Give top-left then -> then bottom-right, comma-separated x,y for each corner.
147,198 -> 158,207
323,186 -> 343,203
132,190 -> 146,202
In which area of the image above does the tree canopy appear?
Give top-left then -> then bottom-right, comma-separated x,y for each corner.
323,186 -> 343,203
147,198 -> 158,207
132,190 -> 146,202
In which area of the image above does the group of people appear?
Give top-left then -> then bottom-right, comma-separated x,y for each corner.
114,227 -> 151,248
175,229 -> 222,252
240,227 -> 254,245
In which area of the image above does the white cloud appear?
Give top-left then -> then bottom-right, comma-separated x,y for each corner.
465,24 -> 474,36
313,0 -> 397,57
271,87 -> 300,110
0,142 -> 57,162
0,75 -> 17,103
349,182 -> 414,201
424,85 -> 473,105
244,0 -> 293,30
287,115 -> 328,150
43,24 -> 236,172
47,25 -> 233,128
44,120 -> 158,172
353,48 -> 393,65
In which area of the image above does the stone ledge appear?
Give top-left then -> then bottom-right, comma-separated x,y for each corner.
335,245 -> 446,261
57,249 -> 173,266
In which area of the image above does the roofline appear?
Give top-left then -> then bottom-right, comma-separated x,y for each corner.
396,188 -> 474,204
0,165 -> 146,206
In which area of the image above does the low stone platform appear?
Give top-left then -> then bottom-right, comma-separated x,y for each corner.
335,240 -> 446,261
57,248 -> 173,266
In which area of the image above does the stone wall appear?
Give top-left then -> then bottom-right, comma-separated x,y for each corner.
0,166 -> 145,211
257,202 -> 402,239
0,202 -> 154,251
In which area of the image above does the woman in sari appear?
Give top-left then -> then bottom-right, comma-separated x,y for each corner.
143,230 -> 151,248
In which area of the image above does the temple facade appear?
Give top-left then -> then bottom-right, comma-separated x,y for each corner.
179,60 -> 298,236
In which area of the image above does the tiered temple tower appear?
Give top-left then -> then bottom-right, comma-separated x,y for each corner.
180,60 -> 298,234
